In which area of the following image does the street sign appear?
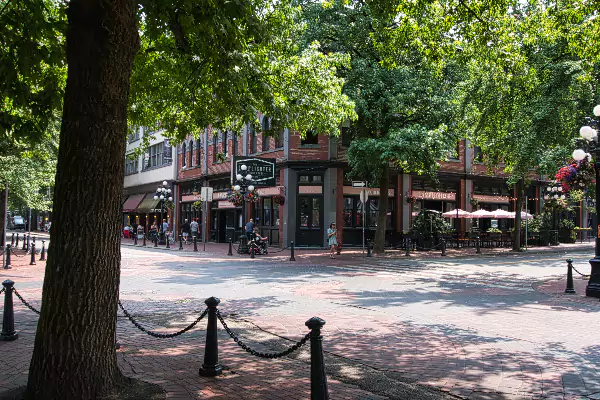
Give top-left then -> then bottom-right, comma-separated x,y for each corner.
359,189 -> 369,203
200,187 -> 214,202
233,156 -> 276,187
352,181 -> 366,188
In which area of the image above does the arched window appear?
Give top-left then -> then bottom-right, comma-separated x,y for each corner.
196,139 -> 201,166
189,140 -> 194,167
182,142 -> 186,167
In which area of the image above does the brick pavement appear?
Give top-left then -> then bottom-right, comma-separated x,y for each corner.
2,243 -> 600,399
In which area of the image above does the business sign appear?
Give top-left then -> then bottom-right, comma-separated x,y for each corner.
412,190 -> 456,201
472,194 -> 510,204
233,156 -> 276,187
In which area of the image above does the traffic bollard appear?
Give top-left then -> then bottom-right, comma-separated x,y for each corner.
133,234 -> 138,246
179,235 -> 183,250
40,241 -> 46,261
4,245 -> 11,269
476,237 -> 481,254
166,234 -> 170,249
30,244 -> 36,265
1,280 -> 18,341
305,317 -> 329,400
290,241 -> 296,261
154,235 -> 158,248
250,244 -> 255,259
22,235 -> 27,251
142,234 -> 146,247
10,233 -> 14,247
441,239 -> 446,256
194,236 -> 198,252
15,234 -> 19,248
199,297 -> 223,377
565,259 -> 576,294
366,240 -> 372,257
405,239 -> 410,256
227,239 -> 233,256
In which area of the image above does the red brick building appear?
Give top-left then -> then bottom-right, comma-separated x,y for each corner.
172,117 -> 549,248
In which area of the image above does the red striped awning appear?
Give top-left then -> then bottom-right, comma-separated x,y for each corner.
122,193 -> 145,212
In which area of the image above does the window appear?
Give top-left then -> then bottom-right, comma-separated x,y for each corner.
222,131 -> 228,157
263,198 -> 272,226
262,135 -> 270,151
448,141 -> 460,160
250,125 -> 257,153
301,130 -> 319,146
233,134 -> 238,156
182,142 -> 187,167
342,197 -> 394,229
128,129 -> 140,143
341,127 -> 352,147
145,143 -> 164,169
196,139 -> 201,166
125,154 -> 138,175
473,146 -> 483,163
343,197 -> 353,226
276,131 -> 284,148
189,140 -> 194,167
212,135 -> 217,163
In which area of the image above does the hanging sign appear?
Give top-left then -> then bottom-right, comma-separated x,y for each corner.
233,156 -> 276,187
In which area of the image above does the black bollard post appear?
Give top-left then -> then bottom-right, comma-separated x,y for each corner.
22,234 -> 27,251
142,234 -> 146,247
179,235 -> 183,250
476,236 -> 481,254
133,234 -> 138,246
26,235 -> 31,253
40,241 -> 46,261
227,238 -> 233,256
199,297 -> 223,377
15,233 -> 19,248
290,241 -> 296,262
441,239 -> 446,256
29,243 -> 36,265
305,317 -> 329,400
194,236 -> 198,252
166,234 -> 171,249
565,259 -> 576,294
1,280 -> 19,341
250,243 -> 255,259
10,233 -> 14,247
366,239 -> 372,257
154,235 -> 158,248
4,245 -> 11,269
405,238 -> 410,256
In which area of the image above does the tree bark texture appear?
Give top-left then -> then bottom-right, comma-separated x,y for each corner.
373,166 -> 389,253
512,179 -> 524,252
26,0 -> 139,398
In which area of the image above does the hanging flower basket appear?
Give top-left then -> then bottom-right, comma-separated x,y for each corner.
192,200 -> 203,210
164,200 -> 175,210
245,189 -> 259,203
469,198 -> 479,207
406,195 -> 416,204
273,194 -> 286,205
227,190 -> 244,207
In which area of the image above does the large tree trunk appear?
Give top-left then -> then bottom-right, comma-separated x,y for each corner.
25,1 -> 139,398
373,166 -> 389,253
512,178 -> 524,252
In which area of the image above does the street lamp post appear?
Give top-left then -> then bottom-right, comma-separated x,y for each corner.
572,104 -> 600,297
154,180 -> 172,245
234,164 -> 254,253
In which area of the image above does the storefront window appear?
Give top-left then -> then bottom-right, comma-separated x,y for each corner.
311,198 -> 320,227
368,199 -> 379,227
273,203 -> 280,226
300,198 -> 309,227
343,198 -> 353,226
263,198 -> 272,226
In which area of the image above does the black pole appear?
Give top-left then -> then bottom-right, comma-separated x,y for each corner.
565,259 -> 576,294
441,239 -> 446,256
154,234 -> 158,248
26,234 -> 31,253
199,297 -> 223,377
40,240 -> 46,261
1,279 -> 18,341
166,232 -> 170,249
15,233 -> 18,248
142,234 -> 146,247
133,233 -> 137,246
405,238 -> 410,256
193,235 -> 198,252
476,236 -> 481,254
22,234 -> 26,251
29,243 -> 36,265
290,241 -> 296,261
179,234 -> 183,250
250,243 -> 255,259
366,239 -> 372,257
227,238 -> 232,256
4,245 -> 11,269
305,317 -> 328,400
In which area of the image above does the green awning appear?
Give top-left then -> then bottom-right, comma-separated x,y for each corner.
136,194 -> 161,214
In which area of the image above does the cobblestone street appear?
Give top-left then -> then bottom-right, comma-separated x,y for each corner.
1,242 -> 599,399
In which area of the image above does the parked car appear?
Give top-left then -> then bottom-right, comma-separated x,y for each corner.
12,216 -> 26,230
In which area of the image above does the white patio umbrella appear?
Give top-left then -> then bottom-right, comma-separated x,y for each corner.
493,209 -> 514,218
519,211 -> 534,220
470,209 -> 494,218
442,209 -> 471,218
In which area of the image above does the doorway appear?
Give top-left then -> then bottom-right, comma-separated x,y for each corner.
296,196 -> 323,246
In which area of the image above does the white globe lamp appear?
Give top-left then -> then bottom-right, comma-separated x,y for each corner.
154,195 -> 158,200
168,197 -> 173,201
572,149 -> 586,161
248,185 -> 255,192
241,164 -> 247,171
594,104 -> 600,117
580,126 -> 595,140
160,195 -> 164,200
234,185 -> 241,191
236,174 -> 243,180
162,181 -> 168,186
245,174 -> 252,180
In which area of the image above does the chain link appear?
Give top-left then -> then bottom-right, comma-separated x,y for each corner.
0,287 -> 5,295
268,245 -> 290,254
118,300 -> 208,338
10,250 -> 26,258
216,310 -> 310,358
12,289 -> 41,314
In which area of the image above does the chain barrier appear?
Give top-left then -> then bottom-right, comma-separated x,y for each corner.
13,289 -> 41,314
571,265 -> 592,278
118,300 -> 208,338
268,245 -> 290,254
414,241 -> 444,251
216,310 -> 310,358
10,250 -> 26,258
0,287 -> 4,295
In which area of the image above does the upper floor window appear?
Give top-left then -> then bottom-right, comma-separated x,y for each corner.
301,130 -> 319,146
189,140 -> 194,167
222,131 -> 228,157
128,129 -> 140,143
233,133 -> 238,156
182,142 -> 187,167
448,141 -> 460,160
341,127 -> 352,147
473,146 -> 483,163
276,130 -> 284,149
145,143 -> 164,169
262,135 -> 270,152
125,154 -> 138,175
250,125 -> 257,154
213,134 -> 218,163
261,117 -> 270,152
196,139 -> 201,166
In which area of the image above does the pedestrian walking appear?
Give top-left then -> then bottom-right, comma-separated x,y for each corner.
245,218 -> 254,240
162,219 -> 168,234
190,218 -> 199,239
181,219 -> 190,244
327,222 -> 338,259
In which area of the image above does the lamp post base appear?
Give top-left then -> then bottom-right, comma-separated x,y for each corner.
585,258 -> 600,298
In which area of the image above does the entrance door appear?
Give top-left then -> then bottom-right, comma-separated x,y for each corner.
297,196 -> 323,246
218,210 -> 227,243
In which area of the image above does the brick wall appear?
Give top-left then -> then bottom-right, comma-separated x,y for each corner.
289,132 -> 330,161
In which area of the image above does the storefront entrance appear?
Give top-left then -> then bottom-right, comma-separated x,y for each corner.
211,208 -> 241,243
296,196 -> 323,247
